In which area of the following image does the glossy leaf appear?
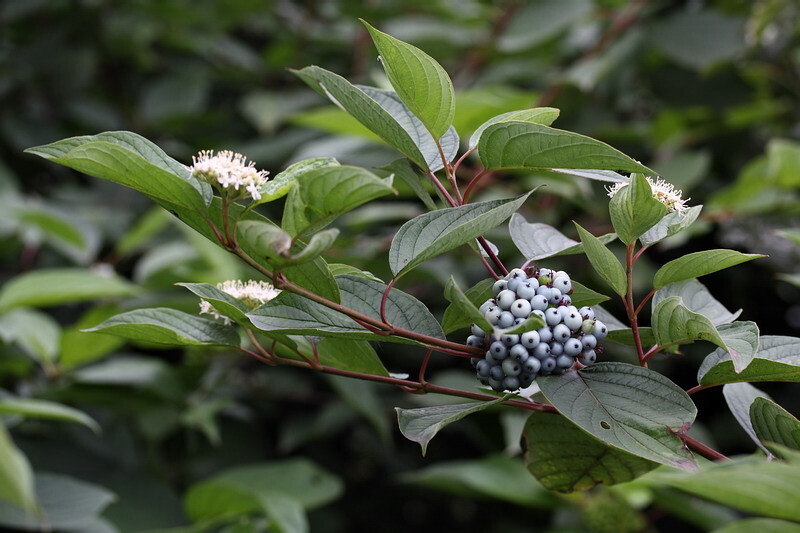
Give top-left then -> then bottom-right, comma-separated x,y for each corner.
402,454 -> 555,507
647,456 -> 800,522
0,424 -> 36,514
751,397 -> 800,452
498,313 -> 546,335
652,279 -> 741,326
248,293 -> 372,339
26,131 -> 208,212
699,335 -> 800,386
441,278 -> 494,334
478,122 -> 654,174
327,263 -> 383,282
0,268 -> 138,311
337,275 -> 445,340
380,159 -> 437,210
653,249 -> 765,289
712,518 -> 800,533
85,308 -> 241,347
237,221 -> 292,262
443,277 -> 493,333
537,362 -> 697,469
723,382 -> 772,455
362,20 -> 455,139
0,398 -> 100,433
522,410 -> 657,492
569,281 -> 611,307
359,86 -> 458,172
253,157 -> 339,205
396,397 -> 507,455
509,213 -> 616,261
574,222 -> 627,297
177,283 -> 250,325
640,205 -> 703,247
469,107 -> 560,149
291,66 -> 427,168
609,173 -> 667,245
281,165 -> 395,236
653,297 -> 758,373
390,191 -> 534,277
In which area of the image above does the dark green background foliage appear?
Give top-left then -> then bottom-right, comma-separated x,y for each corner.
2,1 -> 800,531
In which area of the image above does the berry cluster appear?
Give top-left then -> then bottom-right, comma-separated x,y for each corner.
467,267 -> 607,392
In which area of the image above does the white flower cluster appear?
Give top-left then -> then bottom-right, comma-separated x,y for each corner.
199,280 -> 281,324
189,150 -> 269,201
607,176 -> 689,214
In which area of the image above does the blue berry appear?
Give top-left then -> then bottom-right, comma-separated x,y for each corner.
552,324 -> 571,343
489,365 -> 505,381
488,378 -> 504,392
471,324 -> 486,337
536,285 -> 551,299
578,349 -> 597,366
509,343 -> 529,362
563,338 -> 583,356
556,355 -> 574,369
479,300 -> 494,314
545,307 -> 562,326
484,306 -> 502,325
502,376 -> 520,391
519,373 -> 535,388
533,343 -> 551,359
506,268 -> 527,280
489,341 -> 508,360
513,317 -> 525,325
492,279 -> 508,296
593,320 -> 608,340
538,327 -> 554,343
501,333 -> 520,346
515,281 -> 537,300
511,299 -> 532,318
466,335 -> 484,347
552,276 -> 572,294
582,334 -> 597,350
506,277 -> 523,292
540,357 -> 557,373
548,288 -> 563,305
549,341 -> 564,356
470,357 -> 481,368
579,306 -> 595,320
522,357 -> 541,375
520,330 -> 540,348
476,360 -> 491,377
563,309 -> 583,331
502,358 -> 522,377
497,311 -> 516,329
561,294 -> 572,306
530,294 -> 549,311
496,290 -> 517,310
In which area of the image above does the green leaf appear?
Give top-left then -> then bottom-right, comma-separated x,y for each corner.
0,472 -> 115,531
361,20 -> 455,139
59,305 -> 125,369
85,308 -> 241,347
522,410 -> 657,492
184,459 -> 342,523
177,283 -> 250,325
396,397 -> 507,455
253,157 -> 339,205
402,454 -> 555,507
712,518 -> 800,533
326,263 -> 383,282
443,277 -> 493,333
441,278 -> 494,334
646,456 -> 800,522
0,424 -> 36,514
751,397 -> 800,453
259,495 -> 307,533
723,382 -> 772,455
652,297 -> 759,373
640,205 -> 703,247
574,222 -> 627,297
337,275 -> 445,341
468,107 -> 561,149
509,213 -> 617,262
698,336 -> 800,386
291,66 -> 427,168
0,309 -> 60,364
653,249 -> 765,289
478,122 -> 654,174
286,229 -> 339,265
652,279 -> 741,326
0,398 -> 100,433
390,191 -> 534,277
606,327 -> 660,350
609,174 -> 668,245
248,293 -> 371,339
237,221 -> 338,267
0,268 -> 139,311
569,281 -> 611,307
281,165 -> 395,236
358,86 -> 458,173
380,159 -> 437,211
286,337 -> 389,377
498,313 -> 546,335
26,131 -> 208,212
537,362 -> 697,470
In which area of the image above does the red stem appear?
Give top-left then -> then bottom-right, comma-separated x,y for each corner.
682,434 -> 729,461
478,236 -> 508,276
428,170 -> 458,207
624,243 -> 646,365
419,349 -> 433,383
463,169 -> 490,203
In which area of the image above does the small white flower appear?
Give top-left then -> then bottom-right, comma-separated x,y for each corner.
199,280 -> 281,324
189,150 -> 269,201
606,176 -> 689,214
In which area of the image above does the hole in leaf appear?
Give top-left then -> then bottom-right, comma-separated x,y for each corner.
600,421 -> 611,429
